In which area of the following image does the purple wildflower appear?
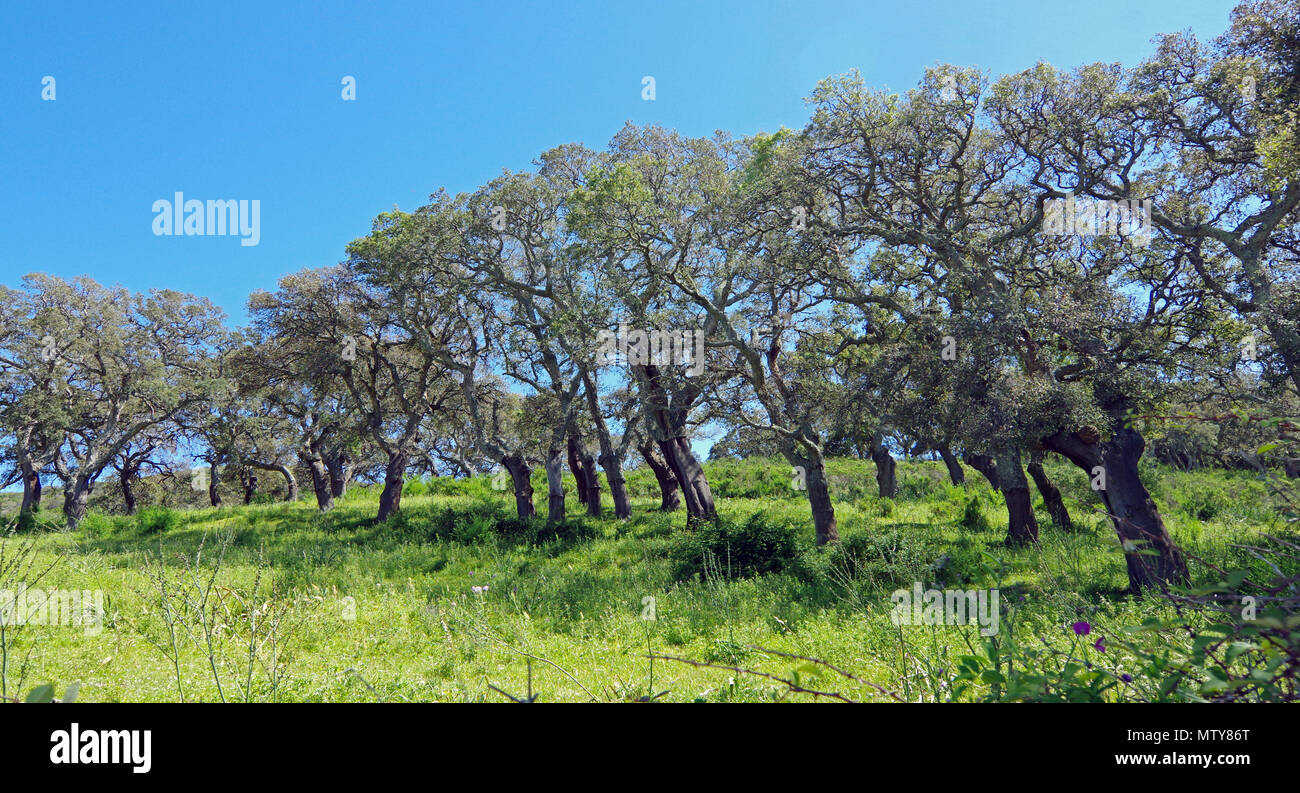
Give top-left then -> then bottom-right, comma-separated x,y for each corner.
1071,621 -> 1091,636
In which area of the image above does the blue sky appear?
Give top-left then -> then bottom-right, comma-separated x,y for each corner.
1,0 -> 1239,325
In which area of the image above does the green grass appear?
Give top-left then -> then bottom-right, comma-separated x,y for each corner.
3,457 -> 1294,702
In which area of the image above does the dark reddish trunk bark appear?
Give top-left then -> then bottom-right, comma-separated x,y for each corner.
580,450 -> 602,518
501,454 -> 536,518
1027,451 -> 1073,531
1042,426 -> 1188,592
870,436 -> 897,499
23,475 -> 42,512
1262,315 -> 1300,401
1003,486 -> 1039,546
120,467 -> 139,515
938,443 -> 965,485
566,435 -> 587,505
963,452 -> 1002,491
657,436 -> 716,525
636,363 -> 714,524
638,443 -> 681,512
376,451 -> 408,522
996,449 -> 1038,545
676,437 -> 717,521
21,459 -> 42,512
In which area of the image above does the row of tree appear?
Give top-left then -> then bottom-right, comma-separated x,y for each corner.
3,0 -> 1296,594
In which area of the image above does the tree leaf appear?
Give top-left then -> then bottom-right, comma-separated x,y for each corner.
25,684 -> 55,703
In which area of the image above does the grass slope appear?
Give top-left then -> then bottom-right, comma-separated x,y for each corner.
2,458 -> 1291,702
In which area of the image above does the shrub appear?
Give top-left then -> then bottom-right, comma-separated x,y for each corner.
425,475 -> 500,500
704,639 -> 750,665
827,529 -> 939,589
929,536 -> 987,587
495,514 -> 597,545
959,495 -> 993,533
493,514 -> 542,542
15,508 -> 60,533
670,513 -> 799,581
402,477 -> 429,497
393,501 -> 598,547
1177,485 -> 1233,521
77,510 -> 119,537
452,513 -> 496,545
423,503 -> 500,541
857,497 -> 895,517
898,472 -> 943,501
136,506 -> 180,535
539,518 -> 598,544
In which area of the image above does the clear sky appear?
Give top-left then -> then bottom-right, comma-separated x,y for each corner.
1,0 -> 1239,325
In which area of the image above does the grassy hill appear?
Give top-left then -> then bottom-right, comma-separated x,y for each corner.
3,457 -> 1294,702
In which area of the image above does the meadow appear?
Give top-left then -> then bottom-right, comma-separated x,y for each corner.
3,457 -> 1293,703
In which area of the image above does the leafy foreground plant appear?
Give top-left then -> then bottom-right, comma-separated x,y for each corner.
648,537 -> 1300,702
944,538 -> 1298,702
7,683 -> 79,704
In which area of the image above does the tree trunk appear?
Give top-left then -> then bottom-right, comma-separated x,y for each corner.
788,446 -> 839,546
579,449 -> 602,517
566,435 -> 587,505
1042,426 -> 1188,592
274,463 -> 298,503
20,459 -> 42,512
658,436 -> 716,525
937,443 -> 965,485
208,462 -> 222,508
240,468 -> 257,506
1026,450 -> 1073,531
326,450 -> 350,498
636,363 -> 714,523
582,369 -> 631,518
249,460 -> 299,503
639,443 -> 681,512
121,468 -> 139,515
63,475 -> 94,529
599,449 -> 631,518
376,451 -> 407,522
501,454 -> 536,518
303,452 -> 334,512
870,435 -> 897,499
544,447 -> 566,525
996,448 -> 1038,545
963,452 -> 1001,491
